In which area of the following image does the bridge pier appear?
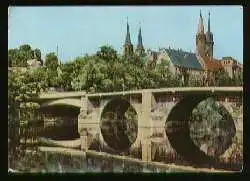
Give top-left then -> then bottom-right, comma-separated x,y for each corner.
141,139 -> 152,162
78,95 -> 90,151
138,91 -> 153,162
80,133 -> 88,151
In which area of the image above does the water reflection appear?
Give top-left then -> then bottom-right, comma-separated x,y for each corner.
10,143 -> 242,173
11,149 -> 187,173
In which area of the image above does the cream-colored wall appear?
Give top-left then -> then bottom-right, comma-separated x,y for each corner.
220,58 -> 243,78
146,50 -> 206,78
189,69 -> 203,76
156,51 -> 176,74
223,66 -> 233,78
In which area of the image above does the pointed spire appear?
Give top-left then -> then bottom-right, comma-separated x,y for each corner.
137,22 -> 143,49
125,17 -> 132,45
197,10 -> 204,34
208,11 -> 211,32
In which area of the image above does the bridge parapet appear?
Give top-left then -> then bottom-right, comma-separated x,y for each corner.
39,87 -> 242,100
39,91 -> 86,100
150,87 -> 243,93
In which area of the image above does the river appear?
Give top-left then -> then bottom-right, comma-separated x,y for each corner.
9,146 -> 235,173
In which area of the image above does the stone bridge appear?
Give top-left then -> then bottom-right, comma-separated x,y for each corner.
36,87 -> 243,163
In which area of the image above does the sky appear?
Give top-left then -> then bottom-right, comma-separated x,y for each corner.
8,6 -> 243,63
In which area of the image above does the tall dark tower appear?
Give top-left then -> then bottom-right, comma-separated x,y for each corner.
135,24 -> 145,56
205,11 -> 214,58
123,18 -> 133,58
196,10 -> 206,57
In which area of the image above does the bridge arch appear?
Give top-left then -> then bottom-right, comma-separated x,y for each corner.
38,99 -> 81,141
40,98 -> 81,108
98,96 -> 141,119
165,93 -> 236,165
99,96 -> 139,152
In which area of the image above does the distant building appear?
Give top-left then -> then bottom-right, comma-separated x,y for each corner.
219,57 -> 242,78
8,50 -> 43,73
122,11 -> 243,85
27,58 -> 42,69
27,51 -> 43,69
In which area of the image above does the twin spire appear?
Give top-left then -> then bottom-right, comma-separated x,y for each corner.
197,10 -> 212,35
196,10 -> 214,58
124,18 -> 144,52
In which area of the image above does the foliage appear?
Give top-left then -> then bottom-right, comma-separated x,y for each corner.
212,69 -> 233,86
8,44 -> 45,68
8,70 -> 42,165
9,43 -> 242,95
71,46 -> 181,93
9,43 -> 243,94
45,52 -> 59,71
96,45 -> 117,61
8,44 -> 34,67
189,98 -> 236,156
34,49 -> 42,65
231,71 -> 243,86
187,73 -> 203,87
101,105 -> 138,151
27,67 -> 48,90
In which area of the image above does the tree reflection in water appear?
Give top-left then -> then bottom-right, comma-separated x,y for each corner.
189,98 -> 237,158
101,105 -> 138,151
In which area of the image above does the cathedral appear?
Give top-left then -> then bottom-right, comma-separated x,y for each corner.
122,11 -> 243,85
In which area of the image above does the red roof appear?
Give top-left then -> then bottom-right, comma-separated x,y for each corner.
203,57 -> 223,70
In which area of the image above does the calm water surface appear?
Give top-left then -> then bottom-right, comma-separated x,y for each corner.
11,148 -> 196,173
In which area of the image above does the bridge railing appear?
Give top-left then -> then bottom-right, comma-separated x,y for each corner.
38,87 -> 243,100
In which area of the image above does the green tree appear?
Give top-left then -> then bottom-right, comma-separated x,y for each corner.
231,71 -> 243,86
56,63 -> 74,91
8,49 -> 17,67
45,52 -> 59,71
8,70 -> 42,166
190,98 -> 236,156
8,44 -> 36,67
96,45 -> 117,61
27,67 -> 48,90
71,56 -> 88,78
34,48 -> 43,65
187,73 -> 203,87
19,44 -> 32,52
213,69 -> 233,86
43,52 -> 60,88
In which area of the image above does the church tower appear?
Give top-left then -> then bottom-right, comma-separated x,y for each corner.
205,11 -> 214,58
135,24 -> 145,56
123,18 -> 133,58
196,10 -> 206,58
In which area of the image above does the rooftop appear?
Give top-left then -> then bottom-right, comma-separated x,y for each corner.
202,57 -> 223,70
164,48 -> 203,70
